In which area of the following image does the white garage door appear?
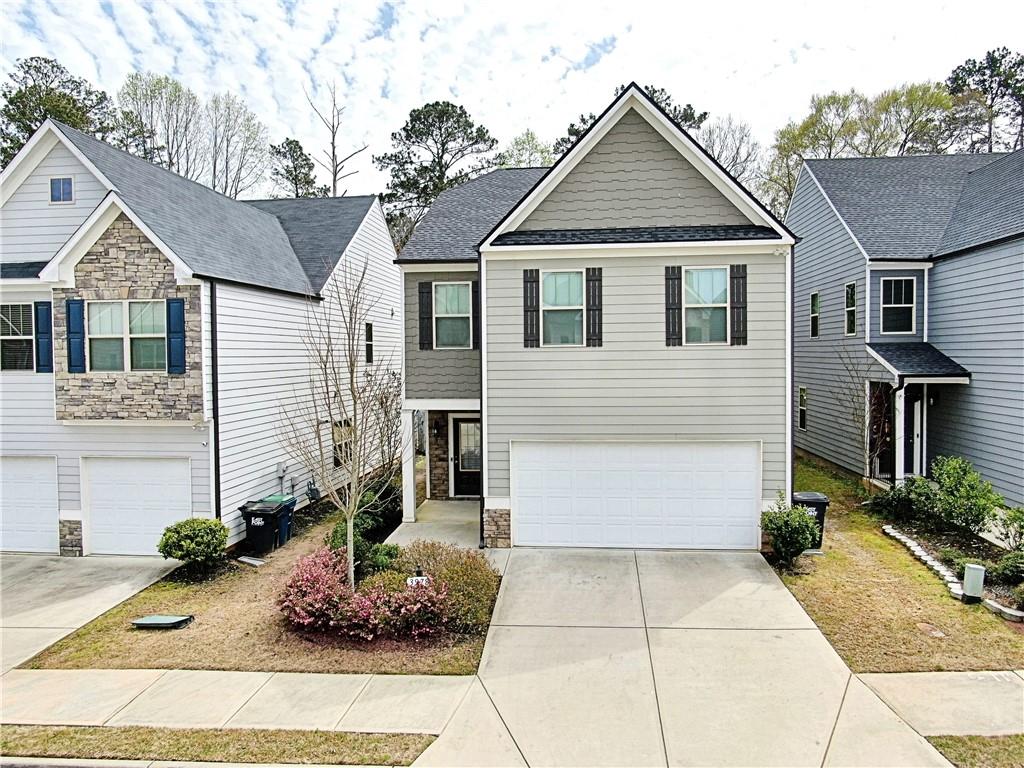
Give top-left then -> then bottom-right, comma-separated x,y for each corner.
0,456 -> 59,553
85,458 -> 191,555
512,441 -> 761,549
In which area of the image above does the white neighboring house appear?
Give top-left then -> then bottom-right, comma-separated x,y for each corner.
0,119 -> 401,556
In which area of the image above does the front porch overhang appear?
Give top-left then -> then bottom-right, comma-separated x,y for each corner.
867,342 -> 971,386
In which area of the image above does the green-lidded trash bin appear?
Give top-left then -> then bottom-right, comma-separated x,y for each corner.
262,494 -> 298,546
239,499 -> 285,554
793,491 -> 829,549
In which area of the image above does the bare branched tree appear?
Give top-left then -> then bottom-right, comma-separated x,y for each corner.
207,93 -> 268,198
119,73 -> 208,180
278,259 -> 403,586
836,347 -> 889,484
306,81 -> 367,196
696,115 -> 762,185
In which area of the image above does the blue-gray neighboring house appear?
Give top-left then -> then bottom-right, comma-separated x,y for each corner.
786,150 -> 1024,506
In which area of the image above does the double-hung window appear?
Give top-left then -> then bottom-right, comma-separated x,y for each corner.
809,292 -> 820,338
684,267 -> 728,344
333,418 -> 352,468
365,322 -> 374,363
541,270 -> 584,346
0,304 -> 33,371
844,283 -> 856,336
87,300 -> 167,372
433,282 -> 472,349
798,387 -> 808,430
881,277 -> 915,334
49,177 -> 73,204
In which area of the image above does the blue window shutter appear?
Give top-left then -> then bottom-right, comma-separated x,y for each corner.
34,301 -> 53,373
166,298 -> 186,374
66,299 -> 85,373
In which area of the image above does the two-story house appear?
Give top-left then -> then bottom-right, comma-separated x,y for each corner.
397,84 -> 796,549
788,150 -> 1024,506
0,120 -> 401,556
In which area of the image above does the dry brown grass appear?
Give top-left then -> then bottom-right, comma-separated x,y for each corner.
782,457 -> 1024,673
27,517 -> 484,675
0,725 -> 432,765
928,735 -> 1024,768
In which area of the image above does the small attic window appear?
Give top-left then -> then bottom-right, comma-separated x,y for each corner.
49,177 -> 73,203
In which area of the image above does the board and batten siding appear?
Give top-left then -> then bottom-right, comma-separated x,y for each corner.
869,267 -> 927,341
484,252 -> 787,504
403,269 -> 480,400
214,203 -> 402,542
0,287 -> 210,517
788,168 -> 890,476
926,237 -> 1024,505
0,143 -> 107,263
517,108 -> 752,231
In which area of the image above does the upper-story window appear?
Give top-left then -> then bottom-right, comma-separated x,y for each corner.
809,292 -> 820,338
0,304 -> 33,371
542,270 -> 585,346
684,267 -> 729,344
881,277 -> 915,335
433,282 -> 472,349
844,282 -> 856,336
87,300 -> 166,372
49,177 -> 74,204
365,322 -> 374,363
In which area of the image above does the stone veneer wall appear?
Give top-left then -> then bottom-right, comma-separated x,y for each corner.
59,520 -> 83,557
52,214 -> 203,421
483,509 -> 510,548
428,411 -> 450,499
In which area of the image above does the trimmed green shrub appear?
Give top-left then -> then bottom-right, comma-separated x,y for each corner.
937,547 -> 965,567
327,517 -> 373,567
157,518 -> 228,573
992,507 -> 1024,552
394,540 -> 500,633
871,475 -> 937,523
931,456 -> 1003,534
950,555 -> 997,581
364,543 -> 401,576
761,494 -> 819,568
1013,585 -> 1024,610
990,551 -> 1024,586
359,569 -> 409,595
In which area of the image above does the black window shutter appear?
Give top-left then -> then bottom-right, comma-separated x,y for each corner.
34,301 -> 53,373
523,269 -> 539,348
585,267 -> 602,347
472,280 -> 480,350
665,266 -> 682,346
730,264 -> 748,346
166,298 -> 186,374
66,299 -> 85,373
418,282 -> 433,350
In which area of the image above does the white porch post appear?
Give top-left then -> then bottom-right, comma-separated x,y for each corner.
401,409 -> 416,522
894,387 -> 906,482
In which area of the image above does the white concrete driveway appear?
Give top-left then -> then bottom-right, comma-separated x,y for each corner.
417,548 -> 950,767
0,553 -> 175,674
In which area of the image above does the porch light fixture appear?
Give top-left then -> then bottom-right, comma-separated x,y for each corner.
962,563 -> 985,604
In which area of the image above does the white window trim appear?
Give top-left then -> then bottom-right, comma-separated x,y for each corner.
48,175 -> 75,205
844,282 -> 857,337
682,266 -> 731,346
0,302 -> 35,373
809,291 -> 820,339
880,276 -> 916,336
85,299 -> 167,373
539,269 -> 586,348
432,281 -> 473,350
798,387 -> 808,431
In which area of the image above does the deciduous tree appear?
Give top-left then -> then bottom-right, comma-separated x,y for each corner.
306,81 -> 366,196
206,93 -> 268,199
946,47 -> 1024,152
118,72 -> 207,180
496,129 -> 554,168
696,115 -> 761,184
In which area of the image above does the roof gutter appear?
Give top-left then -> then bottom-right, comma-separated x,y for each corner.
191,273 -> 321,302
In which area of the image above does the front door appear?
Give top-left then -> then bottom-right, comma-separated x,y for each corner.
904,384 -> 923,476
452,418 -> 481,497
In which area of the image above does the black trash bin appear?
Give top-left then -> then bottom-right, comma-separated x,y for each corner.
239,499 -> 285,554
260,494 -> 298,546
793,491 -> 829,549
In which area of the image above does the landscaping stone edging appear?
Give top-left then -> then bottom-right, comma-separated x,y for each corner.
882,525 -> 1024,623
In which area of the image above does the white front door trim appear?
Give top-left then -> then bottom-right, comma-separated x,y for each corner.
447,412 -> 481,498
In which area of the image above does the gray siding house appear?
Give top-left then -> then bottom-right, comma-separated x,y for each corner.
398,84 -> 796,549
788,150 -> 1024,506
0,120 -> 401,555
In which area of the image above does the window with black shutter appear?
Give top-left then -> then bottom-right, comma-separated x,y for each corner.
730,264 -> 747,346
665,266 -> 682,346
418,282 -> 433,349
585,268 -> 602,347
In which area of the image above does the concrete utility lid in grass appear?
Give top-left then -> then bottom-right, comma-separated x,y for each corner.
131,615 -> 193,630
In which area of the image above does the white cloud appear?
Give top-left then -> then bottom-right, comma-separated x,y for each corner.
2,0 -> 1021,195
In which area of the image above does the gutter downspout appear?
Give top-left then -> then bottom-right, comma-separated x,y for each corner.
479,255 -> 485,549
210,279 -> 222,519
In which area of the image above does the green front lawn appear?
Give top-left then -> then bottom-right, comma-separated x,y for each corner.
928,735 -> 1024,768
781,457 -> 1024,673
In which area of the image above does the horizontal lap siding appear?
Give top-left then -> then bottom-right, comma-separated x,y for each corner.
485,252 -> 787,503
1,144 -> 107,262
404,270 -> 480,399
926,238 -> 1024,505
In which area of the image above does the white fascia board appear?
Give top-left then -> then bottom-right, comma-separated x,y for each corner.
901,376 -> 970,385
483,241 -> 792,260
39,193 -> 193,284
803,165 -> 870,262
0,120 -> 115,206
868,261 -> 933,270
0,278 -> 50,287
398,262 -> 478,273
404,398 -> 480,411
865,345 -> 900,382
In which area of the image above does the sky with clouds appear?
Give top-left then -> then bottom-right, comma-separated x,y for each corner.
2,0 -> 1021,195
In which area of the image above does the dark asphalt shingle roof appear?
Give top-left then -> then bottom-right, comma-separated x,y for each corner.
0,261 -> 49,279
868,342 -> 970,378
51,121 -> 372,294
805,154 -> 1001,260
935,149 -> 1024,256
397,168 -> 548,262
491,224 -> 781,247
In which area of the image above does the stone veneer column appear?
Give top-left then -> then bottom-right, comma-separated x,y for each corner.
428,411 -> 450,499
483,509 -> 510,548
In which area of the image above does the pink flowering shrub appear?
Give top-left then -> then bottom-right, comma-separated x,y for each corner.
278,546 -> 353,630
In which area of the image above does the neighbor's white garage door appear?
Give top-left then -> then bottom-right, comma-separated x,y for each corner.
512,441 -> 761,549
85,457 -> 191,555
0,456 -> 59,553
